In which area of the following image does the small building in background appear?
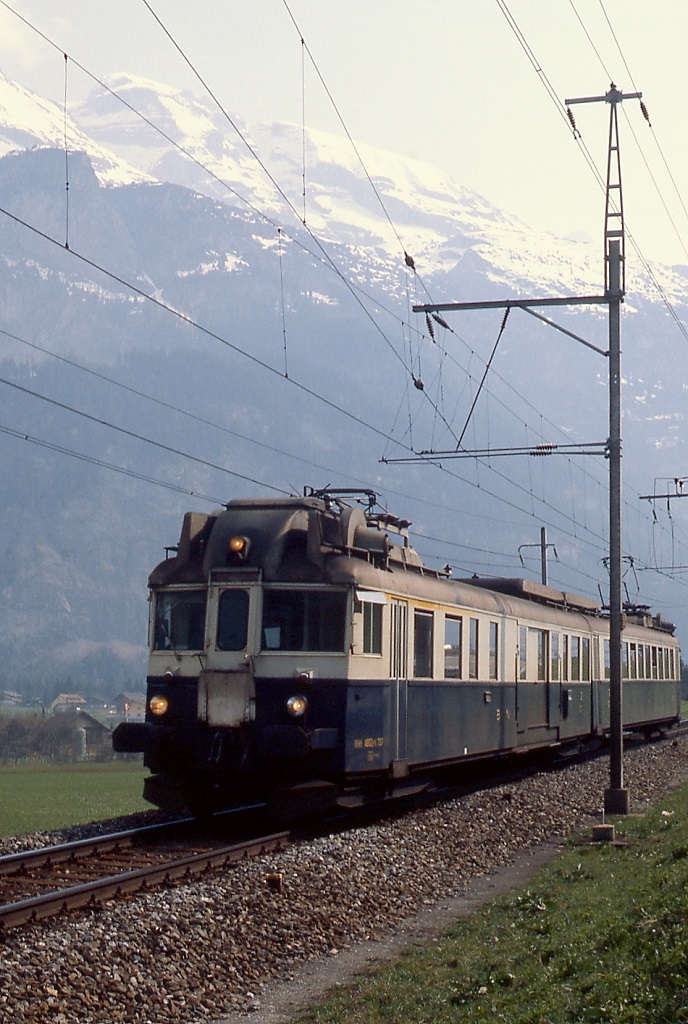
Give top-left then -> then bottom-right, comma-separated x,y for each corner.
1,690 -> 23,706
51,693 -> 87,713
114,692 -> 146,721
57,710 -> 113,759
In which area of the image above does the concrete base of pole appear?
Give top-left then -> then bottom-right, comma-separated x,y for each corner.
592,823 -> 616,842
604,787 -> 630,815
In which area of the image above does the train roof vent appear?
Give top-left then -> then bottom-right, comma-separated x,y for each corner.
651,612 -> 676,635
461,577 -> 601,613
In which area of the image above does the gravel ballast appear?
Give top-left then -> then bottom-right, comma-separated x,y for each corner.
1,739 -> 687,1024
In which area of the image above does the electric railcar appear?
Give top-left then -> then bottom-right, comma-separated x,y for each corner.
113,488 -> 681,818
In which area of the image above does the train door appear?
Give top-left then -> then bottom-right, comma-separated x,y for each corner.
389,599 -> 409,769
516,625 -> 550,734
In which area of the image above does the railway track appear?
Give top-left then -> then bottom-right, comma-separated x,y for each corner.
3,725 -> 685,937
0,815 -> 291,935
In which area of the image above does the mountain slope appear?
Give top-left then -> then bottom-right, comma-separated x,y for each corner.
0,72 -> 685,695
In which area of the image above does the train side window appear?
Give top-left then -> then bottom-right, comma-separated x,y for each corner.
645,645 -> 652,679
355,592 -> 384,655
489,621 -> 499,681
550,632 -> 560,682
154,589 -> 206,651
444,616 -> 462,679
469,618 -> 479,680
622,643 -> 629,679
563,634 -> 570,681
518,625 -> 527,681
629,642 -> 637,680
603,638 -> 610,680
581,637 -> 590,681
528,627 -> 546,681
570,636 -> 580,681
637,643 -> 645,679
216,589 -> 249,651
262,589 -> 347,652
413,610 -> 434,678
363,603 -> 382,654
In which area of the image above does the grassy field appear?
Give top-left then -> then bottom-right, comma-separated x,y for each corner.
292,783 -> 688,1024
0,762 -> 150,837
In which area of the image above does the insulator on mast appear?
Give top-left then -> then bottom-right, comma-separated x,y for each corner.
425,313 -> 435,340
566,105 -> 581,138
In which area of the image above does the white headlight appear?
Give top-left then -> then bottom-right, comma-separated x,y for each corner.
286,695 -> 308,717
149,695 -> 169,716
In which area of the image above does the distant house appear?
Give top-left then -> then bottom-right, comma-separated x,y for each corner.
51,693 -> 87,713
1,690 -> 23,706
51,710 -> 112,759
114,692 -> 146,721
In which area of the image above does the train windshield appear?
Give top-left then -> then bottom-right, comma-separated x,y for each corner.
262,589 -> 347,652
153,590 -> 206,651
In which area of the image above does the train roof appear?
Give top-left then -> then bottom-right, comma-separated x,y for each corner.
460,576 -> 601,614
147,490 -> 676,638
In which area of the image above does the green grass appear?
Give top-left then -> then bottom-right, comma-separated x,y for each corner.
0,762 -> 150,838
292,785 -> 688,1024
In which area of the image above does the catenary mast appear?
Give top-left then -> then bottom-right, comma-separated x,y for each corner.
410,84 -> 641,815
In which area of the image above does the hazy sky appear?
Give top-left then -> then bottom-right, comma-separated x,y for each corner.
0,0 -> 687,271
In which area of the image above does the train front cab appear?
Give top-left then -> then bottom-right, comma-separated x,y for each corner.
118,577 -> 401,815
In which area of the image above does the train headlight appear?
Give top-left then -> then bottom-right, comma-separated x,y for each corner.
286,695 -> 308,717
227,535 -> 250,563
149,695 -> 169,716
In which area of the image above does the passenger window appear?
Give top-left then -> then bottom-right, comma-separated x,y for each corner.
354,597 -> 383,655
489,621 -> 499,681
581,637 -> 590,681
217,589 -> 249,651
469,618 -> 479,680
414,610 -> 434,678
444,616 -> 462,679
262,589 -> 347,652
550,632 -> 560,682
529,627 -> 546,681
518,625 -> 527,681
570,636 -> 580,681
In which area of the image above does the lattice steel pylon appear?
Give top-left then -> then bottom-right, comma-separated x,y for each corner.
566,83 -> 641,294
604,85 -> 626,292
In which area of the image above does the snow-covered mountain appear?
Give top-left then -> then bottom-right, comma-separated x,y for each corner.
0,69 -> 686,694
0,72 -> 151,186
71,73 -> 688,303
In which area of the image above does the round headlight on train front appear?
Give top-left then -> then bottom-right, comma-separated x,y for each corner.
286,695 -> 308,718
149,695 -> 169,716
227,534 -> 250,563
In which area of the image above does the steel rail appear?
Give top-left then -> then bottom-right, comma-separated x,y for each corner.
0,829 -> 290,934
0,817 -> 195,876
